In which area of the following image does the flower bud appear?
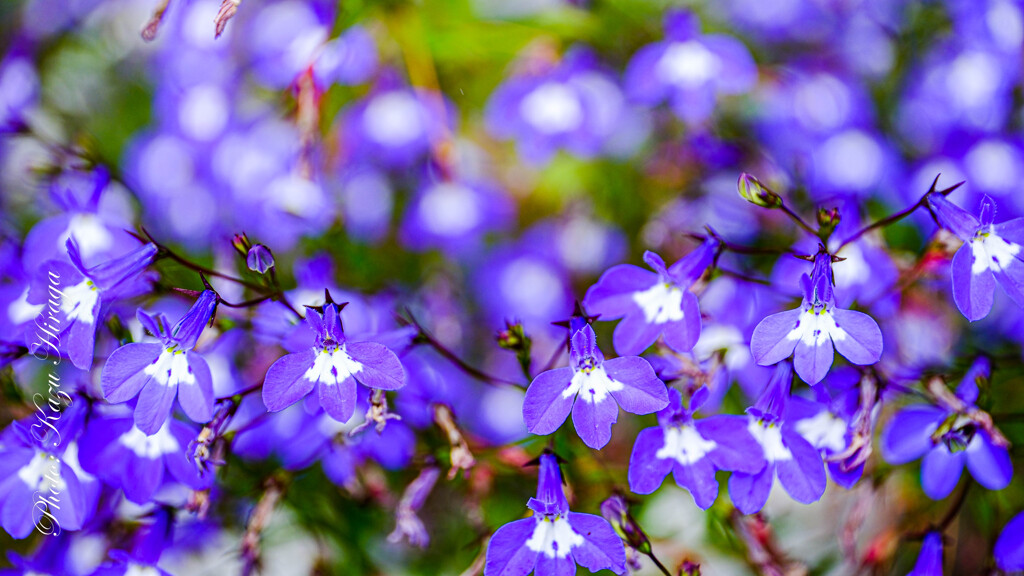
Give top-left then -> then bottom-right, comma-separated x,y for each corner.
680,561 -> 702,576
246,244 -> 275,274
232,232 -> 251,256
600,493 -> 651,555
737,173 -> 782,208
817,206 -> 841,236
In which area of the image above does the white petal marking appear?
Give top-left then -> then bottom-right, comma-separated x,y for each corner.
748,418 -> 793,462
794,410 -> 848,453
656,41 -> 720,88
144,349 -> 196,387
118,422 -> 180,459
525,516 -> 584,559
785,307 -> 845,348
971,229 -> 1022,275
61,279 -> 100,325
632,282 -> 685,324
17,450 -> 68,493
305,345 -> 364,387
656,425 -> 717,465
563,366 -> 623,404
519,82 -> 584,134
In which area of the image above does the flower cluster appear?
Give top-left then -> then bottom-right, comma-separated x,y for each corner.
0,0 -> 1023,575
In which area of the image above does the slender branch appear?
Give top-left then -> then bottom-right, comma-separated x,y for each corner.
779,202 -> 820,238
645,551 -> 674,576
219,295 -> 273,308
836,175 -> 964,251
403,310 -> 523,388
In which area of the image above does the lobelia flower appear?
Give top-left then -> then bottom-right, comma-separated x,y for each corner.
908,532 -> 943,576
627,386 -> 765,509
101,290 -> 218,435
995,509 -> 1024,572
927,193 -> 1024,321
522,316 -> 669,449
727,362 -> 827,514
750,248 -> 883,385
262,301 -> 406,423
0,420 -> 88,539
28,239 -> 157,370
22,166 -> 137,267
583,239 -> 717,356
77,413 -> 210,505
623,10 -> 756,126
881,358 -> 1012,500
484,454 -> 626,576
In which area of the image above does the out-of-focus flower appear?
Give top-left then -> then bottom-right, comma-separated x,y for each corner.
624,10 -> 756,125
881,359 -> 1012,500
995,509 -> 1024,571
584,240 -> 716,356
27,240 -> 156,369
908,532 -> 943,576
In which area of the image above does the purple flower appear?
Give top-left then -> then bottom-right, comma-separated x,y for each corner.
627,387 -> 765,509
881,359 -> 1012,500
908,532 -> 943,576
262,302 -> 406,423
624,10 -> 756,125
995,509 -> 1024,571
727,362 -> 827,514
584,240 -> 716,356
245,244 -> 275,274
786,383 -> 865,489
27,240 -> 156,370
485,47 -> 635,164
484,454 -> 626,576
78,414 -> 210,504
927,193 -> 1024,321
0,421 -> 89,539
101,290 -> 219,434
750,249 -> 883,385
523,319 -> 669,449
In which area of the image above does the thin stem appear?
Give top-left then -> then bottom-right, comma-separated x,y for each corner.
219,295 -> 272,308
836,175 -> 964,251
645,552 -> 674,576
403,310 -> 523,388
685,232 -> 792,256
779,202 -> 820,238
937,478 -> 972,531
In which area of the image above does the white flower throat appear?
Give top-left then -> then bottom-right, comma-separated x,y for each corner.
564,364 -> 623,404
633,282 -> 685,324
971,228 -> 1022,275
144,348 -> 195,387
656,424 -> 717,465
525,515 -> 584,559
305,345 -> 364,386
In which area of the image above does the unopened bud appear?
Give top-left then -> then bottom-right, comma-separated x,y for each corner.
737,173 -> 782,208
600,493 -> 651,555
246,244 -> 275,274
497,320 -> 532,379
232,233 -> 251,256
817,207 -> 841,235
680,560 -> 702,576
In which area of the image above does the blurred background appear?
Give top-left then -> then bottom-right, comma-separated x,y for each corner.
1,0 -> 1024,574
